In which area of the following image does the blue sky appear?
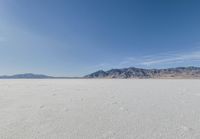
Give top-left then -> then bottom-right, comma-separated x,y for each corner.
0,0 -> 200,76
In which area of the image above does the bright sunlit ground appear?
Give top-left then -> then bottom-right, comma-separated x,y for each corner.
0,79 -> 200,139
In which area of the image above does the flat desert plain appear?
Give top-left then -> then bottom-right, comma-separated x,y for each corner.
0,79 -> 200,139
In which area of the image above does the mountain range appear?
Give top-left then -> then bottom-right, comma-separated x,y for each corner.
0,73 -> 53,79
0,67 -> 200,79
85,67 -> 200,79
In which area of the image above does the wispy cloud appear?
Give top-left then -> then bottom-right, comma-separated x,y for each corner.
118,49 -> 200,68
140,51 -> 200,66
91,49 -> 200,71
0,36 -> 6,42
88,63 -> 113,71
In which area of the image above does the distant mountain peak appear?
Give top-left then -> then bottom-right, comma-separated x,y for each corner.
0,73 -> 52,79
85,66 -> 200,79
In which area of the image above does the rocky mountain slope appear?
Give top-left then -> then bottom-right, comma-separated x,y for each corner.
85,67 -> 200,79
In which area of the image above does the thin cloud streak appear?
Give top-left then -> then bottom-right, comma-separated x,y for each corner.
0,37 -> 6,42
118,50 -> 200,68
91,49 -> 200,72
140,51 -> 200,66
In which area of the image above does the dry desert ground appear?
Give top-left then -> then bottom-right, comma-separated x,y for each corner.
0,79 -> 200,139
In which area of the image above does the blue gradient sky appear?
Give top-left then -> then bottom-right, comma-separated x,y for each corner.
0,0 -> 200,76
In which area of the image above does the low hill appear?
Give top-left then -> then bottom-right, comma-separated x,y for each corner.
0,73 -> 53,79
